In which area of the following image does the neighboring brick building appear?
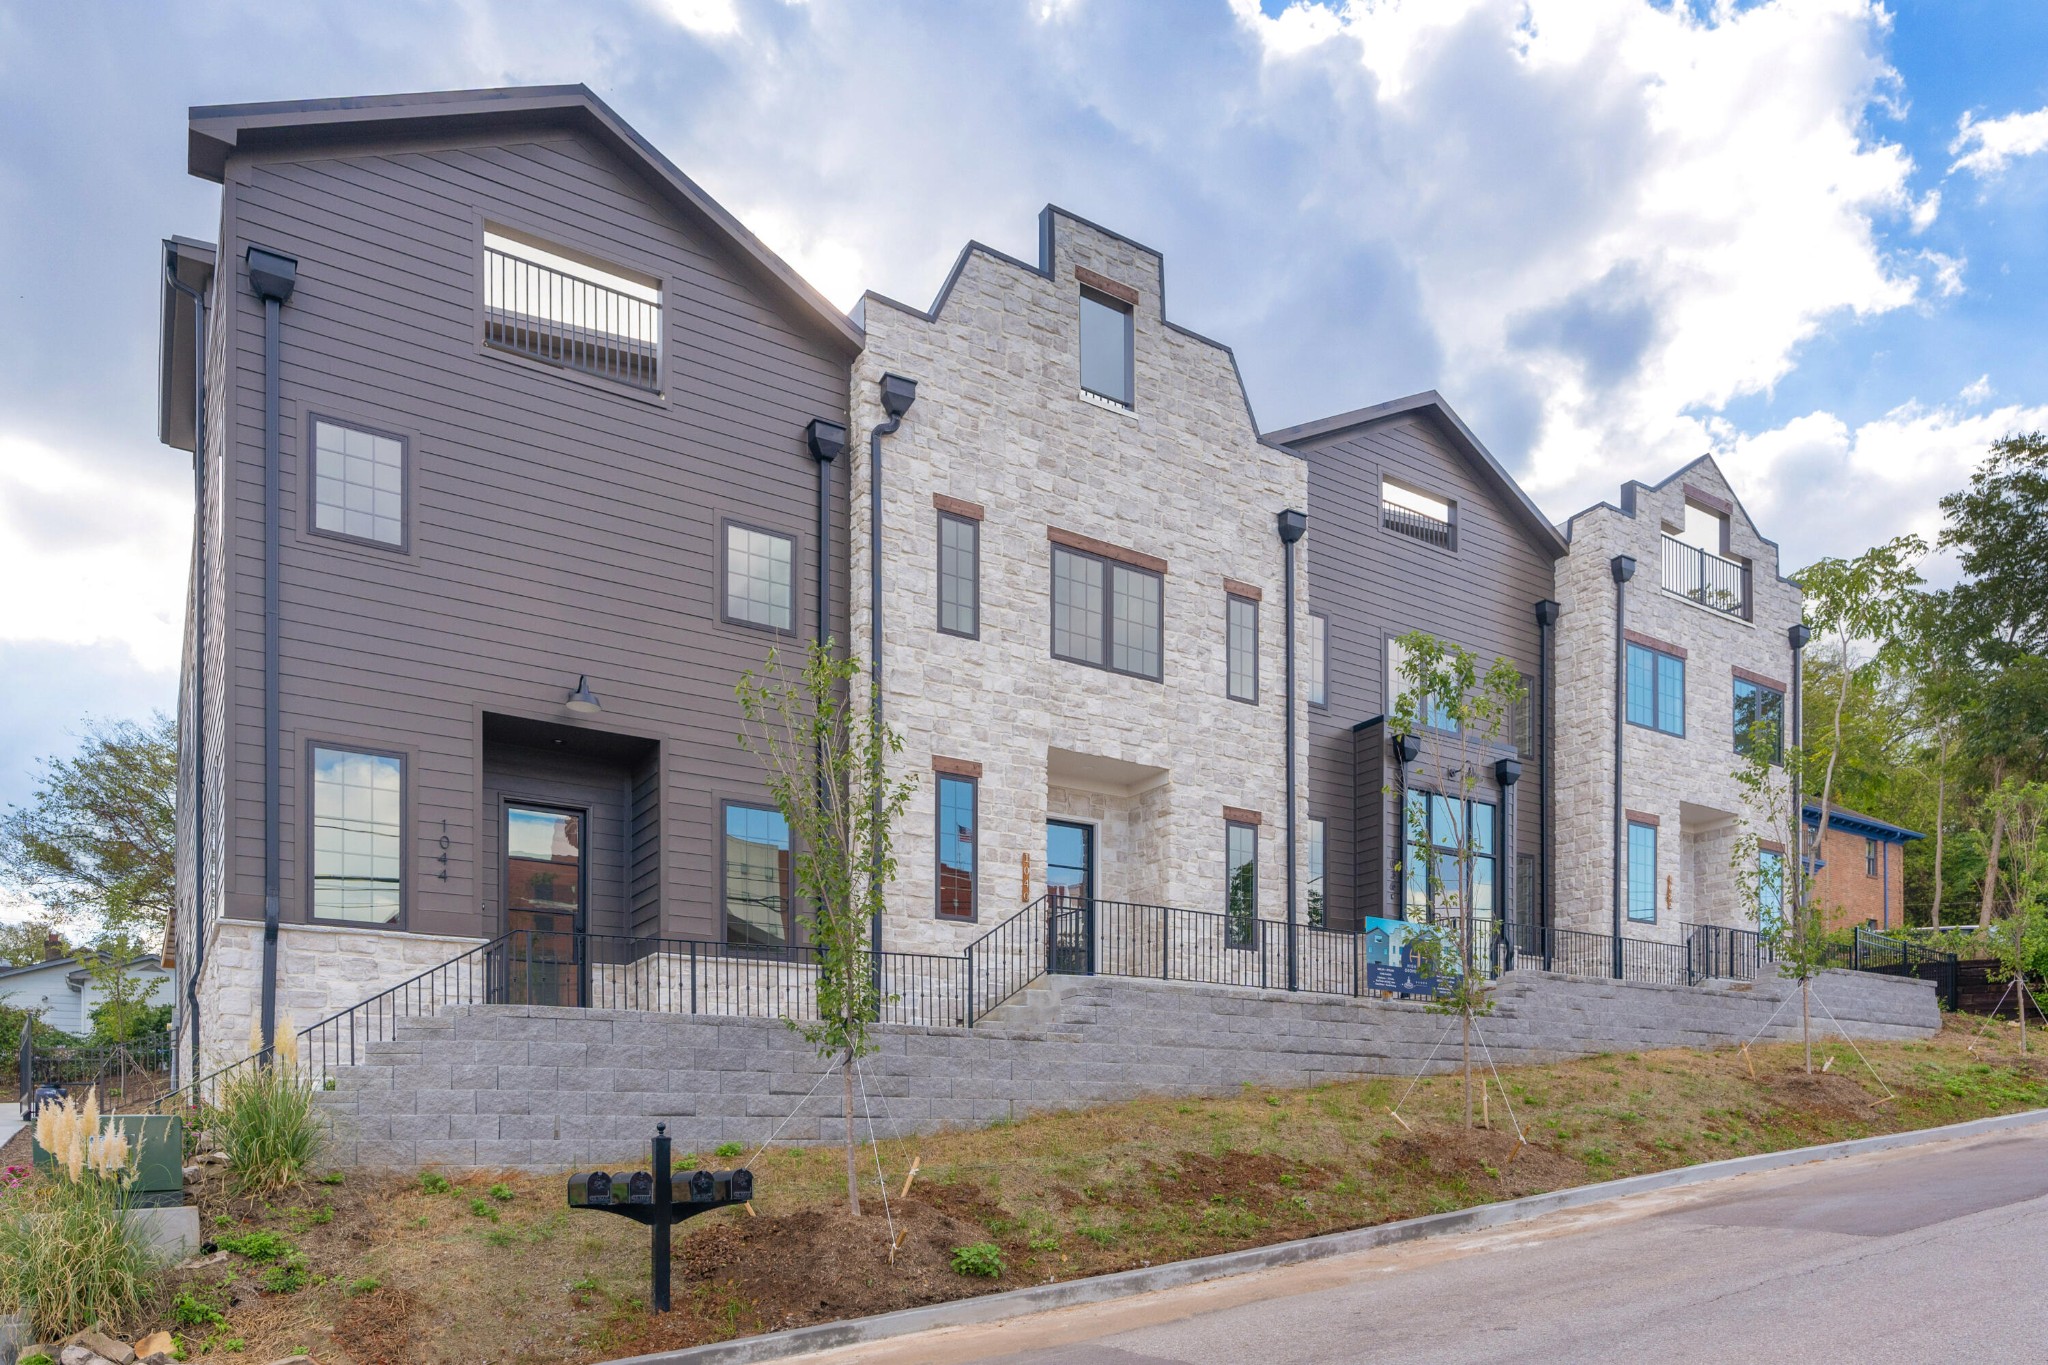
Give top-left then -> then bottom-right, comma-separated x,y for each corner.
1553,456 -> 1806,945
1806,801 -> 1923,932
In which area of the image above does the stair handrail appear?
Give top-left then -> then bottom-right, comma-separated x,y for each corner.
963,894 -> 1053,1026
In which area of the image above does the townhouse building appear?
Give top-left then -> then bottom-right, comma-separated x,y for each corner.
161,87 -> 858,1073
1553,457 -> 1806,947
849,209 -> 1310,961
1805,801 -> 1923,933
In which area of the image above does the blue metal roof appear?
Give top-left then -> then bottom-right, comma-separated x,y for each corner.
1802,800 -> 1924,843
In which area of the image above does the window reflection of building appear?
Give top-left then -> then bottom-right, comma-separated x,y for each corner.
724,804 -> 792,950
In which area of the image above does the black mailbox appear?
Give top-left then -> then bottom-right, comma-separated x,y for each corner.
569,1171 -> 614,1207
728,1168 -> 754,1201
566,1125 -> 758,1316
624,1171 -> 656,1205
687,1169 -> 716,1202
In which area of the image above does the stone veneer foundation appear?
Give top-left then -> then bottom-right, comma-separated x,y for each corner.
849,207 -> 1310,957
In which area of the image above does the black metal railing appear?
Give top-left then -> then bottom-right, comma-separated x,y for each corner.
1849,927 -> 1959,1009
964,895 -> 1054,1026
1383,502 -> 1453,549
483,246 -> 661,390
1661,534 -> 1748,618
17,1032 -> 176,1121
1684,922 -> 1774,982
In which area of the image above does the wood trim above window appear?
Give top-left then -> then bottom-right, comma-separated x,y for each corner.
933,493 -> 985,521
1624,809 -> 1661,828
1683,484 -> 1734,517
932,755 -> 983,779
1623,628 -> 1687,660
1223,805 -> 1263,826
1759,838 -> 1786,855
1222,577 -> 1263,602
1047,525 -> 1168,575
1075,266 -> 1139,307
1732,665 -> 1787,692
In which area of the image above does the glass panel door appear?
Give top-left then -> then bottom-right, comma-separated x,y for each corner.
1045,821 -> 1094,975
505,804 -> 585,1007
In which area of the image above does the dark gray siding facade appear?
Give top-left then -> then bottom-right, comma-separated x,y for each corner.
1292,411 -> 1557,930
207,126 -> 851,944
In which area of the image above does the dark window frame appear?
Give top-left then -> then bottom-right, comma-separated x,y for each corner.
1626,641 -> 1686,737
1733,677 -> 1785,765
305,413 -> 411,554
499,797 -> 590,937
937,510 -> 980,640
1865,838 -> 1880,878
720,518 -> 802,636
1226,592 -> 1259,704
1307,611 -> 1329,709
476,219 -> 669,401
1380,477 -> 1458,552
1078,285 -> 1135,409
1307,815 -> 1327,930
935,772 -> 979,922
304,739 -> 408,932
719,798 -> 795,952
1626,819 -> 1659,923
1049,543 -> 1165,682
1225,819 -> 1259,949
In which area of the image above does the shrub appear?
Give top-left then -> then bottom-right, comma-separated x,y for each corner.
259,1256 -> 310,1294
216,1229 -> 293,1262
0,1096 -> 161,1338
468,1197 -> 499,1222
19,1353 -> 55,1365
207,1025 -> 321,1196
488,1182 -> 515,1202
419,1172 -> 453,1195
949,1243 -> 1005,1279
171,1289 -> 228,1328
714,1141 -> 745,1159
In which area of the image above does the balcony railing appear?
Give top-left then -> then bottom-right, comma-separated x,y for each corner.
1384,501 -> 1453,549
1661,534 -> 1749,618
483,246 -> 662,391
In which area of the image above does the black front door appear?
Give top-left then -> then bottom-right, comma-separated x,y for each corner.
505,803 -> 586,1006
1046,821 -> 1095,974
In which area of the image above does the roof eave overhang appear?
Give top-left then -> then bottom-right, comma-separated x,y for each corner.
186,86 -> 862,356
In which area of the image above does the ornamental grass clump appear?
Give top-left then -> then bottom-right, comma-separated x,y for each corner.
0,1093 -> 162,1338
208,1018 -> 322,1196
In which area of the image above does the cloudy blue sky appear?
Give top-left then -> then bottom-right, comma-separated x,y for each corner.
1,0 -> 2045,824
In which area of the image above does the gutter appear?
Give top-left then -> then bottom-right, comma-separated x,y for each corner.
164,246 -> 210,1085
864,376 -> 917,960
1534,599 -> 1560,964
1278,510 -> 1306,988
1609,556 -> 1636,977
247,245 -> 297,1058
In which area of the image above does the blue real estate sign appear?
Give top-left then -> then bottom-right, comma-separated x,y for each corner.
1361,917 -> 1444,998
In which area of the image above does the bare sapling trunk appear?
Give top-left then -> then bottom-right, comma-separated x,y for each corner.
842,1046 -> 861,1215
1980,801 -> 2006,933
1802,976 -> 1812,1075
1931,734 -> 1948,928
1462,1012 -> 1473,1128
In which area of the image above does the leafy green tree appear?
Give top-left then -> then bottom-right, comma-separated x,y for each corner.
1388,631 -> 1524,1127
1731,719 -> 1829,1072
1987,780 -> 2048,1053
737,644 -> 915,1215
0,916 -> 70,968
0,715 -> 176,934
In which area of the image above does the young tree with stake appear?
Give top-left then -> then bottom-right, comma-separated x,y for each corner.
737,644 -> 915,1215
1388,631 -> 1524,1128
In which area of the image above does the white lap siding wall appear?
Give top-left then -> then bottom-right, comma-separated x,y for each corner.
1553,456 -> 1804,943
850,209 -> 1310,956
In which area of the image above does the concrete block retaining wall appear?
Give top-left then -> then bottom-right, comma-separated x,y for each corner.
314,967 -> 1937,1171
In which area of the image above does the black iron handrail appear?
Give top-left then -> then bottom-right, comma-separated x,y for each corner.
1383,502 -> 1452,548
1660,534 -> 1748,618
483,246 -> 661,390
963,895 -> 1053,1026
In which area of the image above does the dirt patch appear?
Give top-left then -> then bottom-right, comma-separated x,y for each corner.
328,1284 -> 430,1365
1373,1123 -> 1585,1201
1763,1070 -> 1885,1120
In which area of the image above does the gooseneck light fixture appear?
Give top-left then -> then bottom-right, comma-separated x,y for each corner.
566,675 -> 602,715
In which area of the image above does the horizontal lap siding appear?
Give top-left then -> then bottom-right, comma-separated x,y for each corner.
1303,414 -> 1556,930
217,132 -> 849,944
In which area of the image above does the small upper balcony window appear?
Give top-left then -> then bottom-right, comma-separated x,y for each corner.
1381,479 -> 1455,550
1079,287 -> 1134,409
483,229 -> 663,391
1661,502 -> 1749,618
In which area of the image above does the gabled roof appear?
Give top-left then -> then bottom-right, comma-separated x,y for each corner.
185,85 -> 862,355
1803,800 -> 1924,843
1562,452 -> 1799,593
1262,391 -> 1568,558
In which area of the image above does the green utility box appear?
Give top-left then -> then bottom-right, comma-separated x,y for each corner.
32,1113 -> 186,1208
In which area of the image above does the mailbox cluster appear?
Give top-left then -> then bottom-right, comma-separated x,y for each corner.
566,1123 -> 755,1313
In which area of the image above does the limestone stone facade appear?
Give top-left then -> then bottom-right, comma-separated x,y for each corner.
849,208 -> 1310,956
1553,456 -> 1804,944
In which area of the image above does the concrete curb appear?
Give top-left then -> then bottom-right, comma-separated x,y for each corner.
606,1106 -> 2048,1365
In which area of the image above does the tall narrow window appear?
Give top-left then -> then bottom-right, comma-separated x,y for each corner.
938,512 -> 979,638
311,418 -> 405,549
1865,838 -> 1879,877
1225,820 -> 1258,947
1307,818 -> 1327,929
1227,593 -> 1258,703
1733,678 -> 1785,764
724,523 -> 796,632
1625,641 -> 1685,736
1308,613 -> 1329,707
1079,288 -> 1133,408
1515,851 -> 1536,928
936,773 -> 977,919
1050,543 -> 1163,681
1513,672 -> 1535,754
310,746 -> 403,925
1627,820 -> 1658,923
724,804 -> 791,949
1758,848 -> 1786,927
1388,635 -> 1457,731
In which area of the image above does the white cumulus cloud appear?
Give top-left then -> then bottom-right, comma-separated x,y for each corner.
1950,104 -> 2048,178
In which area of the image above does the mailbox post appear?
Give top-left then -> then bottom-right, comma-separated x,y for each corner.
568,1122 -> 754,1313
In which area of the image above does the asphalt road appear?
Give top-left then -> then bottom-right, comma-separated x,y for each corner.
795,1126 -> 2048,1365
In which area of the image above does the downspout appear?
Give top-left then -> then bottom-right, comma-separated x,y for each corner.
165,247 -> 209,1085
865,376 -> 917,963
248,247 -> 297,1058
1495,758 -> 1522,972
1278,510 -> 1306,991
1534,599 -> 1560,956
806,419 -> 847,937
1610,556 -> 1637,979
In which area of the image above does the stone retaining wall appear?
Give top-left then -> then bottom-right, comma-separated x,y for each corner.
315,967 -> 1937,1171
